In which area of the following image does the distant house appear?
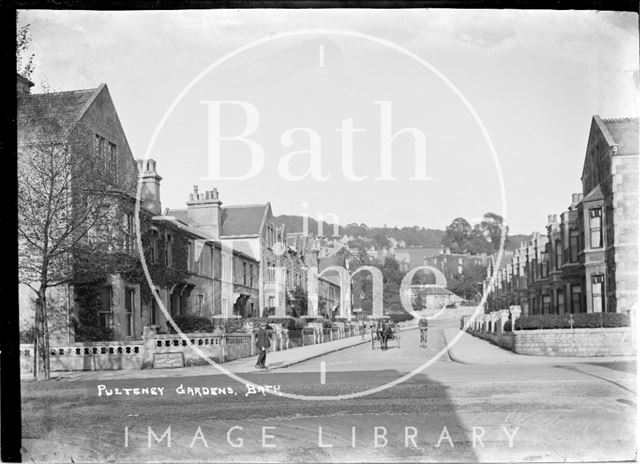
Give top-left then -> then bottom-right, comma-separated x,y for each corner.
412,284 -> 463,310
394,247 -> 442,271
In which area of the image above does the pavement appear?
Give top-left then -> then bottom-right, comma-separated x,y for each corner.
41,325 -> 417,382
29,322 -> 637,382
19,320 -> 637,463
443,327 -> 637,365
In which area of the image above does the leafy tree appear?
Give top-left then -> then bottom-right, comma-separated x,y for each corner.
479,213 -> 509,253
372,233 -> 390,249
467,225 -> 492,255
447,263 -> 487,302
286,286 -> 308,317
412,288 -> 427,312
441,217 -> 472,253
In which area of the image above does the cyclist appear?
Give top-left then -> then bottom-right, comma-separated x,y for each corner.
419,318 -> 429,346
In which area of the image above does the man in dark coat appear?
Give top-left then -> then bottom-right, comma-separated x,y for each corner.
255,324 -> 270,369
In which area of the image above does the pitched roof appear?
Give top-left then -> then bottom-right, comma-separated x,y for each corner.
602,117 -> 639,155
582,184 -> 604,203
394,247 -> 442,267
165,204 -> 270,238
166,208 -> 190,224
220,204 -> 269,237
319,255 -> 344,272
414,285 -> 459,296
17,86 -> 102,144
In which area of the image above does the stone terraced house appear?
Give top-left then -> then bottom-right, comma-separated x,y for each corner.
485,115 -> 638,316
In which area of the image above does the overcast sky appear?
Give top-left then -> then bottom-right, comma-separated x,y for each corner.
20,9 -> 639,235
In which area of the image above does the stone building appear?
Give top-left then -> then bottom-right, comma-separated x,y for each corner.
17,75 -> 140,342
394,247 -> 442,271
484,115 -> 638,316
168,188 -> 343,318
167,191 -> 277,315
580,116 -> 638,314
17,74 -> 259,342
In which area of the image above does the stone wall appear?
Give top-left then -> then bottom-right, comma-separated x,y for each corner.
465,308 -> 636,357
511,328 -> 635,356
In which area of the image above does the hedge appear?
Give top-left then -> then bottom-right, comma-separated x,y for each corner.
168,315 -> 214,333
389,312 -> 414,323
503,313 -> 630,331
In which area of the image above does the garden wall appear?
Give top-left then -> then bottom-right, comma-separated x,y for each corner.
20,322 -> 370,374
466,309 -> 636,357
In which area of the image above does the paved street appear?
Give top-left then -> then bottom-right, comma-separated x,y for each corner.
20,319 -> 637,462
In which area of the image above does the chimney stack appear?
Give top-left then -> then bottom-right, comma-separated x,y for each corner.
186,185 -> 223,238
137,158 -> 162,215
571,193 -> 584,206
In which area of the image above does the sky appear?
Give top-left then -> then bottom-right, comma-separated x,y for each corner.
19,9 -> 639,235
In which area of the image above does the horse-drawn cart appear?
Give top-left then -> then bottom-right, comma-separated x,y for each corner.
367,315 -> 400,350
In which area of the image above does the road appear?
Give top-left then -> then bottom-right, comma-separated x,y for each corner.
20,319 -> 637,462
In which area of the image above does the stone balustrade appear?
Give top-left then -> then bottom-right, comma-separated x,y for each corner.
20,321 -> 368,374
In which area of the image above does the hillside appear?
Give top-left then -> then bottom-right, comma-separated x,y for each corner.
274,214 -> 530,252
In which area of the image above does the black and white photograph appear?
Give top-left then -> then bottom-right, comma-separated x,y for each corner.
6,3 -> 639,462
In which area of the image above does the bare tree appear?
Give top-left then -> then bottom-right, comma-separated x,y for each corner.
18,101 -> 118,379
17,12 -> 35,78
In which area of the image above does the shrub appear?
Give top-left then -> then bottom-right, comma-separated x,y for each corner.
169,314 -> 214,333
220,319 -> 245,333
249,317 -> 307,330
322,319 -> 333,328
74,284 -> 113,341
20,327 -> 34,344
389,312 -> 414,323
244,317 -> 268,327
281,318 -> 305,330
504,312 -> 630,331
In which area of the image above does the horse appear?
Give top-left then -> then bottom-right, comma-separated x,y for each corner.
381,322 -> 392,350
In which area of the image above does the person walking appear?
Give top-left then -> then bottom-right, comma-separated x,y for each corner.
255,323 -> 270,369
